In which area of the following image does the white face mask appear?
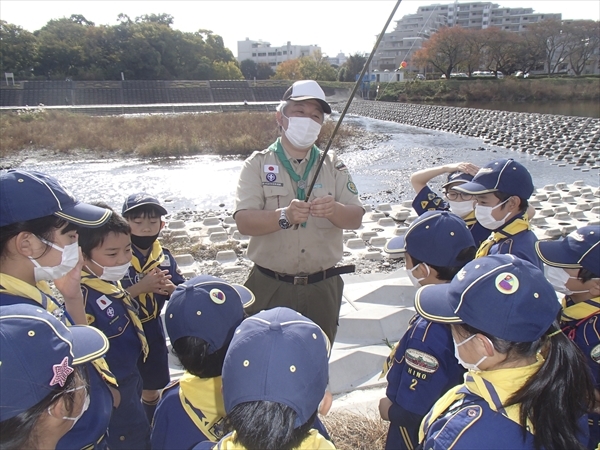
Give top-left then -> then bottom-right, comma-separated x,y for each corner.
407,263 -> 430,288
29,239 -> 79,282
447,200 -> 475,218
88,259 -> 130,282
48,384 -> 90,428
453,334 -> 488,371
282,112 -> 322,149
544,266 -> 588,296
475,199 -> 511,230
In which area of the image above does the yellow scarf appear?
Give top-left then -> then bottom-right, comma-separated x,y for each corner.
476,215 -> 530,259
178,373 -> 226,441
81,271 -> 149,361
130,241 -> 165,322
419,358 -> 543,443
561,297 -> 600,322
463,210 -> 477,227
380,341 -> 400,379
0,272 -> 117,386
212,429 -> 336,449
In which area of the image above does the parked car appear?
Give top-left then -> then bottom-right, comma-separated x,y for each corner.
415,74 -> 426,80
450,72 -> 469,78
472,71 -> 495,78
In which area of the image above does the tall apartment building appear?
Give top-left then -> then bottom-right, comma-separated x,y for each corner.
371,2 -> 562,74
237,38 -> 321,68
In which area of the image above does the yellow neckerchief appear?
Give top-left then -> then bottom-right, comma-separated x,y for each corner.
178,372 -> 226,442
561,296 -> 600,322
380,341 -> 400,379
463,210 -> 477,227
0,272 -> 117,387
130,241 -> 165,322
212,429 -> 336,449
476,214 -> 530,259
81,271 -> 149,361
419,357 -> 543,443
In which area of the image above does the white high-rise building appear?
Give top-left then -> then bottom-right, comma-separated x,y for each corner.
237,38 -> 321,68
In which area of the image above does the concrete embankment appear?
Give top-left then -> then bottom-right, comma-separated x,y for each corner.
347,99 -> 600,170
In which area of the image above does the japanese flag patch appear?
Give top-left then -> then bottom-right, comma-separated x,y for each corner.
96,295 -> 112,310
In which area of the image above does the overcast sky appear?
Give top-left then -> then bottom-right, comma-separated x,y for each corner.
2,0 -> 599,57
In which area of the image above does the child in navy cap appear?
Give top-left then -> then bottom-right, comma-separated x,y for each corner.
380,211 -> 476,450
150,275 -> 254,450
454,158 -> 542,269
0,169 -> 116,450
410,162 -> 489,246
536,225 -> 600,448
194,307 -> 334,450
120,192 -> 185,421
0,303 -> 109,450
415,254 -> 593,450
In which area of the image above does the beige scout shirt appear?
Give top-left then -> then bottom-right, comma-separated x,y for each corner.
234,141 -> 363,275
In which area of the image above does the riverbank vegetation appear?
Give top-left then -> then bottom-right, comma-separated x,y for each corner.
0,109 -> 361,157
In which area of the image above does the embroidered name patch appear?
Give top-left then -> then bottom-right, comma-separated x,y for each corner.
262,182 -> 283,187
405,349 -> 439,374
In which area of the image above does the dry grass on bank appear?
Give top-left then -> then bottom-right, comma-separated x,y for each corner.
322,412 -> 388,450
0,109 -> 362,158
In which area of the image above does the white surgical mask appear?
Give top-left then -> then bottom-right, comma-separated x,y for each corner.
453,334 -> 488,371
48,384 -> 90,428
29,239 -> 79,282
407,263 -> 430,288
447,200 -> 475,218
282,112 -> 322,149
475,199 -> 511,230
88,259 -> 131,282
544,266 -> 588,296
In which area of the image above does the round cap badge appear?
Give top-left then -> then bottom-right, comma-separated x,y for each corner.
495,273 -> 519,294
209,288 -> 226,304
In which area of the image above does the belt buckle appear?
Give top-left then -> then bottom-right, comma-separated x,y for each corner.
293,276 -> 309,285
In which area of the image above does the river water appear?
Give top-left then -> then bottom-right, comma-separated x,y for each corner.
16,114 -> 599,215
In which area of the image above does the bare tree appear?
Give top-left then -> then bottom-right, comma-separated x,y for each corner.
412,26 -> 468,78
565,20 -> 600,75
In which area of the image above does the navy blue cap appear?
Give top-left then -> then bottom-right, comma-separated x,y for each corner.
454,159 -> 534,199
442,171 -> 474,189
0,304 -> 109,421
384,211 -> 475,266
165,275 -> 255,352
122,193 -> 168,216
0,170 -> 112,228
536,226 -> 600,276
415,254 -> 560,342
222,307 -> 330,428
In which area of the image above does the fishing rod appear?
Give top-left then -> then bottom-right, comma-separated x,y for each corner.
294,0 -> 403,229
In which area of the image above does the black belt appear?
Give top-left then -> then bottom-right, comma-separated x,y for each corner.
256,264 -> 355,285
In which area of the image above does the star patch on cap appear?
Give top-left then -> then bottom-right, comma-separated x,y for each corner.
49,356 -> 74,387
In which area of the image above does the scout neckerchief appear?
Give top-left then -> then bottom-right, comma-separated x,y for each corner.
560,296 -> 600,340
0,272 -> 117,386
130,241 -> 165,322
212,429 -> 336,450
380,341 -> 400,379
270,138 -> 319,228
178,372 -> 226,441
81,271 -> 149,361
463,210 -> 477,227
419,357 -> 543,443
475,214 -> 530,259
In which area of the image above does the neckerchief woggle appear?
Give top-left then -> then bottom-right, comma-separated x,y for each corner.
419,357 -> 543,443
130,240 -> 165,322
270,138 -> 319,228
0,272 -> 117,386
178,372 -> 226,441
476,213 -> 530,259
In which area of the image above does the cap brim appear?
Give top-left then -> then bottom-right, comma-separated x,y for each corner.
122,202 -> 168,216
384,236 -> 406,254
535,239 -> 581,269
232,283 -> 255,308
288,96 -> 331,114
68,325 -> 110,365
414,284 -> 463,324
441,180 -> 468,189
453,181 -> 496,195
54,202 -> 112,228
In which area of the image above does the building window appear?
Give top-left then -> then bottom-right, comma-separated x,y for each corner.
252,53 -> 256,57
268,52 -> 275,56
252,44 -> 258,48
269,62 -> 276,66
283,51 -> 287,55
258,52 -> 266,56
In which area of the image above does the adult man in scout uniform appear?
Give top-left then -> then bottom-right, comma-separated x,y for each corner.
233,80 -> 364,343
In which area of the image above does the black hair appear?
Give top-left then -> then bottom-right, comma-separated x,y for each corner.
77,203 -> 130,259
409,246 -> 476,281
0,216 -> 76,259
456,322 -> 594,450
578,267 -> 599,283
0,366 -> 86,450
172,337 -> 229,378
225,401 -> 317,450
122,204 -> 163,221
494,191 -> 528,214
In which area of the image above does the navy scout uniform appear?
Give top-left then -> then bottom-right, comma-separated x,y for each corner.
0,275 -> 114,450
121,244 -> 185,391
192,429 -> 336,449
235,138 -> 363,342
412,186 -> 489,248
383,314 -> 464,450
82,273 -> 151,450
